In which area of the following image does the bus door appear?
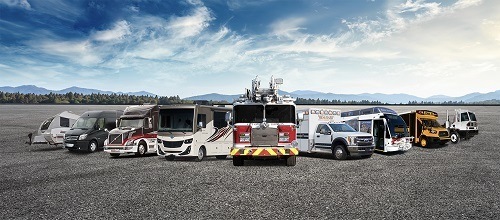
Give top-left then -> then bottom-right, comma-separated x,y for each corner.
373,119 -> 385,151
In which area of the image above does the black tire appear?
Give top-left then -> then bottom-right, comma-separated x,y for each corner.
450,132 -> 460,144
88,140 -> 98,153
110,153 -> 120,158
136,142 -> 147,156
285,156 -> 296,166
215,155 -> 227,160
165,155 -> 175,161
233,156 -> 244,166
332,144 -> 347,160
195,147 -> 206,162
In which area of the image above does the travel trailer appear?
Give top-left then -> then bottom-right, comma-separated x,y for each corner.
104,105 -> 159,157
27,111 -> 80,147
445,109 -> 478,144
399,110 -> 450,147
156,104 -> 232,161
64,110 -> 123,152
341,107 -> 413,153
230,76 -> 298,166
296,108 -> 374,160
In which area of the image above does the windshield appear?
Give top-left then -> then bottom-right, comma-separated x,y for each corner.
329,123 -> 356,132
159,109 -> 194,132
422,119 -> 442,128
468,112 -> 477,121
234,105 -> 264,123
385,114 -> 409,138
40,116 -> 55,131
72,117 -> 97,129
119,118 -> 144,128
265,105 -> 295,123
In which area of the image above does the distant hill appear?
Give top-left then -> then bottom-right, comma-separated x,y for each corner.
0,85 -> 156,96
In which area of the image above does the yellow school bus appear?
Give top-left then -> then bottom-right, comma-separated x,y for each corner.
399,110 -> 450,147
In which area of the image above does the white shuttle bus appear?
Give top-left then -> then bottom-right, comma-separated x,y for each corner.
157,104 -> 233,161
340,107 -> 413,152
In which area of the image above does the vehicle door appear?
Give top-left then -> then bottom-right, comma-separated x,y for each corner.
373,119 -> 385,151
314,124 -> 333,150
94,117 -> 107,147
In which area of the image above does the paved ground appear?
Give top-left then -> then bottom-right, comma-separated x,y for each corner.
0,105 -> 499,219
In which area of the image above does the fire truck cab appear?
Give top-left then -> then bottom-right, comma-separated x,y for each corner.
230,76 -> 298,166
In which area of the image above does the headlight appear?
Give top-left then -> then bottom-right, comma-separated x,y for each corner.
184,138 -> 193,144
125,140 -> 135,146
347,136 -> 357,145
78,134 -> 88,140
239,133 -> 250,143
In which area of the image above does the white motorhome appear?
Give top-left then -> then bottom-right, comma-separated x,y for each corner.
341,107 -> 413,152
445,109 -> 478,144
297,108 -> 374,160
27,111 -> 80,147
157,104 -> 233,161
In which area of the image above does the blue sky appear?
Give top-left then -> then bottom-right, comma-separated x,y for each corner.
0,0 -> 498,98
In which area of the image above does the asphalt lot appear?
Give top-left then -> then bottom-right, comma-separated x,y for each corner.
0,105 -> 499,219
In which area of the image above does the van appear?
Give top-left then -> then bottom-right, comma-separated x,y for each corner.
64,110 -> 123,152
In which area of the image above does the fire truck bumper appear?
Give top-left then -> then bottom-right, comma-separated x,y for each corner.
230,147 -> 299,158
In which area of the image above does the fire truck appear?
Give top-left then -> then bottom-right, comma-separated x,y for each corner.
230,76 -> 298,166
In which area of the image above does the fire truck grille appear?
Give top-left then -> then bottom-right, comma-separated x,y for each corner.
439,131 -> 449,137
251,127 -> 278,146
108,134 -> 123,145
163,140 -> 184,148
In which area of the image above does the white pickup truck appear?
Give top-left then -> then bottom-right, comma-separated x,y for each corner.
296,108 -> 374,160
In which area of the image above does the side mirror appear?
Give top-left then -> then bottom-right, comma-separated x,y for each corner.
326,131 -> 331,135
225,112 -> 232,122
115,119 -> 119,128
94,124 -> 99,130
198,121 -> 203,129
144,117 -> 152,129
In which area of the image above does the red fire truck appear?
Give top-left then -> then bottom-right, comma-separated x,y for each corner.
230,76 -> 298,166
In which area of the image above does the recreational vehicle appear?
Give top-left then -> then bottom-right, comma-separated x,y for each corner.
104,105 -> 159,157
341,107 -> 413,152
399,110 -> 450,147
27,111 -> 80,146
156,104 -> 232,161
64,110 -> 123,152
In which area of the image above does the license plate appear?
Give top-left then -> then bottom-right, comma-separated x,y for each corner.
111,149 -> 119,152
65,143 -> 74,147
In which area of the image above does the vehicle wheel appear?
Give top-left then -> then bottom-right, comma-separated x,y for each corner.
333,145 -> 347,160
285,156 -> 296,166
215,155 -> 227,160
110,153 -> 120,157
136,142 -> 147,156
195,147 -> 206,162
420,137 -> 428,147
165,155 -> 175,161
233,156 -> 244,166
88,140 -> 98,153
450,132 -> 460,144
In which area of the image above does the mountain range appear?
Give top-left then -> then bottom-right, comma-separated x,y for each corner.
1,85 -> 499,103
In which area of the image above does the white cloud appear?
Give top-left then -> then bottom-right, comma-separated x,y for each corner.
0,0 -> 30,10
270,17 -> 307,38
92,21 -> 131,42
36,40 -> 102,66
166,6 -> 213,38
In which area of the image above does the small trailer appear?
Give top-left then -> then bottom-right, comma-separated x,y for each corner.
27,111 -> 80,147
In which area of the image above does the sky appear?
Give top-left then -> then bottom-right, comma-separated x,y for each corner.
0,0 -> 499,98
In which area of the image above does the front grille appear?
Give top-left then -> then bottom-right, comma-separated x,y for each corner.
108,134 -> 123,145
65,135 -> 78,141
251,127 -> 278,146
439,131 -> 449,137
163,140 -> 184,148
356,136 -> 373,146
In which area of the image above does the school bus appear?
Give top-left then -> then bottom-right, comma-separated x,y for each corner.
399,110 -> 450,147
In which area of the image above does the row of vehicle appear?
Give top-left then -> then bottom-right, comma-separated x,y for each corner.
27,77 -> 479,166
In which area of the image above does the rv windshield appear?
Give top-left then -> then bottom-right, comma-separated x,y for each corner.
159,109 -> 194,132
422,119 -> 442,128
468,112 -> 477,121
265,105 -> 295,123
72,117 -> 97,129
119,118 -> 144,128
40,116 -> 55,131
385,114 -> 409,138
329,123 -> 357,132
234,105 -> 264,123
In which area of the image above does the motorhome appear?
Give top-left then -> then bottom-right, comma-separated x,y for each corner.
399,110 -> 450,147
64,110 -> 123,152
27,111 -> 80,147
341,107 -> 413,152
104,105 -> 159,157
230,76 -> 298,166
445,109 -> 478,144
296,108 -> 374,160
156,104 -> 232,161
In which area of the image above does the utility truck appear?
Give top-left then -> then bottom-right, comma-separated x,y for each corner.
341,107 -> 413,152
399,110 -> 450,147
104,105 -> 159,157
445,109 -> 478,144
230,76 -> 298,166
156,104 -> 233,161
296,108 -> 374,160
